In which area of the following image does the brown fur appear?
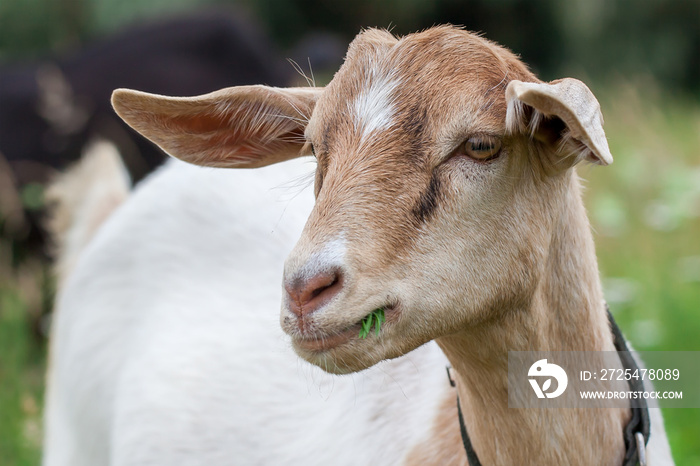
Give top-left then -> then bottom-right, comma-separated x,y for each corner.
302,26 -> 538,270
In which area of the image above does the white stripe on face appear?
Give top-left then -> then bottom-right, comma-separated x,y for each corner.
353,70 -> 399,142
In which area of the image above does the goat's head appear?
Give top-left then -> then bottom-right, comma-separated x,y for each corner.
113,26 -> 612,374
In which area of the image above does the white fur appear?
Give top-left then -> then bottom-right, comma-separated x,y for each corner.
45,140 -> 130,284
43,158 -> 451,466
353,70 -> 399,142
295,235 -> 347,282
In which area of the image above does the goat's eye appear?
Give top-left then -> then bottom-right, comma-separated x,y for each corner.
460,135 -> 502,161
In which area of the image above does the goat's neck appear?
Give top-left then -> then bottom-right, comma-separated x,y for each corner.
436,171 -> 629,465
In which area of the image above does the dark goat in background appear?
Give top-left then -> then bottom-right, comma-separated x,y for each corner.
0,10 -> 291,254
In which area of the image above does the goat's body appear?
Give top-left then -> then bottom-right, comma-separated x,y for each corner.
44,158 -> 453,466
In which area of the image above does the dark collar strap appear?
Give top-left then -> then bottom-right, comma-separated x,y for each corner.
456,395 -> 483,466
607,306 -> 651,466
452,306 -> 650,466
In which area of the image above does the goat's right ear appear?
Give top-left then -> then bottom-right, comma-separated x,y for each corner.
505,78 -> 613,167
111,86 -> 322,168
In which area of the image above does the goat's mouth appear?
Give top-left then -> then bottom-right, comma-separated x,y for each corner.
292,303 -> 398,353
293,323 -> 361,352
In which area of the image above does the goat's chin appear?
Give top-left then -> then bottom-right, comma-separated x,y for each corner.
292,341 -> 384,374
292,333 -> 425,375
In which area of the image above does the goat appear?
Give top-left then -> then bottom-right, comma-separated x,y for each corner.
44,26 -> 674,465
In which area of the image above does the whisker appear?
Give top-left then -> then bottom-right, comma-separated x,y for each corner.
288,58 -> 315,88
307,57 -> 316,87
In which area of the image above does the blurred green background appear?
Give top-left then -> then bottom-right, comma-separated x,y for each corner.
1,0 -> 699,464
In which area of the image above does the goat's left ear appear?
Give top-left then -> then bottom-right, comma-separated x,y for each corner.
505,78 -> 613,166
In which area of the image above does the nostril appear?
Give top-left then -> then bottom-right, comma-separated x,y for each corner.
305,272 -> 338,300
286,268 -> 344,317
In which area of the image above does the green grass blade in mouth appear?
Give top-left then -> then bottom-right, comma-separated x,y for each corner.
375,309 -> 386,336
359,308 -> 385,339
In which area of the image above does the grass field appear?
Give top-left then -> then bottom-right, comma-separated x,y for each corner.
0,85 -> 699,464
586,86 -> 700,464
0,290 -> 44,466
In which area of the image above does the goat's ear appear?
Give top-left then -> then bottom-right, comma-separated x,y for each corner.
111,85 -> 321,168
505,78 -> 613,167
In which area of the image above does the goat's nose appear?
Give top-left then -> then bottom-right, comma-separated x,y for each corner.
285,268 -> 343,317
